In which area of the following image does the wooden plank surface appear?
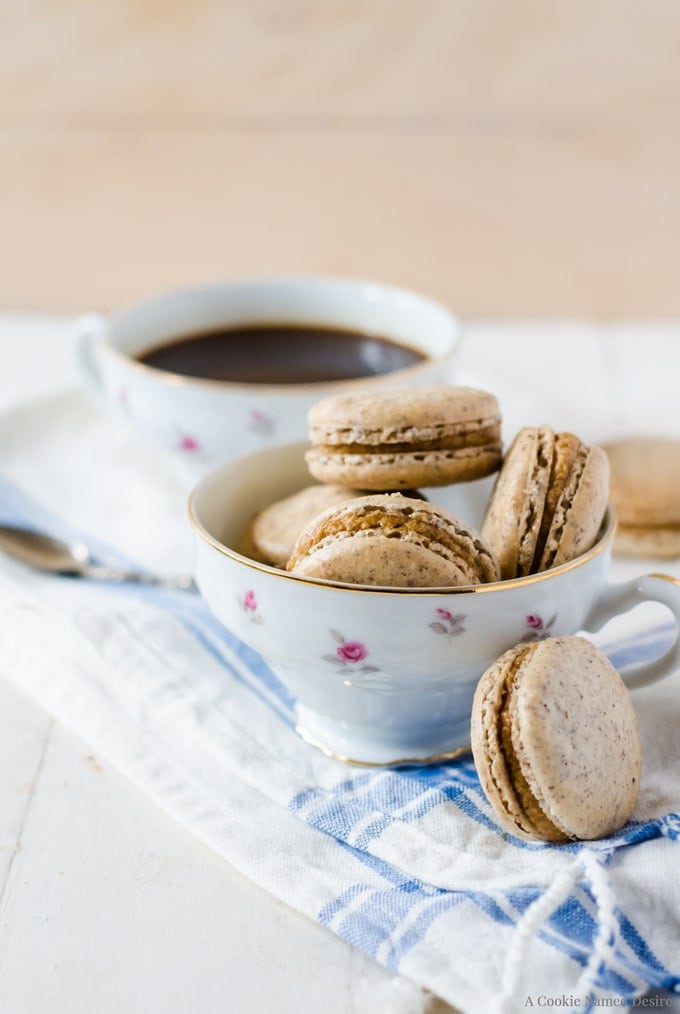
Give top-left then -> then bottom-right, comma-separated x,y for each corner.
1,1 -> 680,315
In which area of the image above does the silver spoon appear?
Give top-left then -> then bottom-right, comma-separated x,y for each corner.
0,524 -> 196,592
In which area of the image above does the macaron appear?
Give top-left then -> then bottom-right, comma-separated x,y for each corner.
481,426 -> 610,579
604,436 -> 680,559
286,493 -> 500,587
240,484 -> 367,568
471,636 -> 642,843
305,386 -> 502,490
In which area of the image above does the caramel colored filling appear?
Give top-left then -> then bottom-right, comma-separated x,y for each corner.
496,652 -> 568,842
315,418 -> 501,454
531,432 -> 587,572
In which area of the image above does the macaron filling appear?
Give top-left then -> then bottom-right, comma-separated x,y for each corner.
480,644 -> 566,841
536,440 -> 590,571
516,427 -> 554,576
311,417 -> 502,454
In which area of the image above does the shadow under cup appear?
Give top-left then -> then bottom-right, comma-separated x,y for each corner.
188,442 -> 680,766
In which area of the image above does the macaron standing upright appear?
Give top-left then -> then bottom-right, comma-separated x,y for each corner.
286,493 -> 500,587
470,636 -> 642,843
481,426 -> 610,580
305,386 -> 502,490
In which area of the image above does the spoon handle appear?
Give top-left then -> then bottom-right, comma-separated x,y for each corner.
82,563 -> 197,592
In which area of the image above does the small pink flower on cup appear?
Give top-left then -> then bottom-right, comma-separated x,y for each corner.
179,433 -> 201,453
436,607 -> 453,621
527,614 -> 543,630
337,641 -> 368,664
249,409 -> 274,436
243,590 -> 257,612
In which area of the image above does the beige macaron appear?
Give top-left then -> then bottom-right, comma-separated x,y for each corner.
240,484 -> 367,568
471,636 -> 642,843
481,426 -> 610,579
286,493 -> 500,587
305,385 -> 502,490
604,437 -> 680,559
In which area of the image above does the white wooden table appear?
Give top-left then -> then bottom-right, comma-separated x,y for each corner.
1,316 -> 679,1014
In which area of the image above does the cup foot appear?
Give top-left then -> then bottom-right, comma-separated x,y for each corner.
294,704 -> 471,766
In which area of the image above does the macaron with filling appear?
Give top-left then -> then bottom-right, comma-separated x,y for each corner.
286,493 -> 500,587
305,385 -> 502,490
471,635 -> 642,842
481,426 -> 609,579
604,436 -> 680,559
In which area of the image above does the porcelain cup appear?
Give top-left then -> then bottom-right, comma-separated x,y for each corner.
76,276 -> 460,466
189,442 -> 680,765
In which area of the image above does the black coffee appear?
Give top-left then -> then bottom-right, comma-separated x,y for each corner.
136,323 -> 426,384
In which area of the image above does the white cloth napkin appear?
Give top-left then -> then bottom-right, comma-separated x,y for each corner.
1,322 -> 679,1013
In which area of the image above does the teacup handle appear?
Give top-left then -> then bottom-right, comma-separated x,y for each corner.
582,573 -> 680,689
75,314 -> 108,399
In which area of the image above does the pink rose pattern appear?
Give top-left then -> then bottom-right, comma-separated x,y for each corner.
323,630 -> 379,676
178,431 -> 202,452
337,641 -> 368,663
248,409 -> 275,437
521,611 -> 557,642
238,589 -> 264,624
430,609 -> 466,637
428,608 -> 558,643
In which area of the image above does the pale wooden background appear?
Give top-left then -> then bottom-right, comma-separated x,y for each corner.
2,0 -> 680,316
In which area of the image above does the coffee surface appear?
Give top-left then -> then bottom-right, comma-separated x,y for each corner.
136,323 -> 426,384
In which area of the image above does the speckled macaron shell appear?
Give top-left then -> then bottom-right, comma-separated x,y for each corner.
604,437 -> 680,527
286,493 -> 500,587
305,386 -> 502,489
535,438 -> 610,572
603,437 -> 680,558
243,484 -> 367,568
471,636 -> 642,843
481,427 -> 610,579
480,426 -> 554,579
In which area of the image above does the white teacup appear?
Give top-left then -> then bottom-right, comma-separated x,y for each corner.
76,276 -> 460,466
189,442 -> 680,766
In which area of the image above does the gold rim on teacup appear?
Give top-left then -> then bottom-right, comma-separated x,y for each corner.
187,497 -> 617,596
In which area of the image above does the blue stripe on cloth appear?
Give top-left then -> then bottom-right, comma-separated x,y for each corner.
0,475 -> 295,722
296,764 -> 678,996
604,623 -> 676,671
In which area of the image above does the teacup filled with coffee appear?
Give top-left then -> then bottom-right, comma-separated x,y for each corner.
76,276 -> 460,465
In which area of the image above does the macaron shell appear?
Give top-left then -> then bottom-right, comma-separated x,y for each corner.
604,437 -> 680,527
307,386 -> 500,438
248,484 -> 366,567
538,445 -> 610,571
481,426 -> 554,579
